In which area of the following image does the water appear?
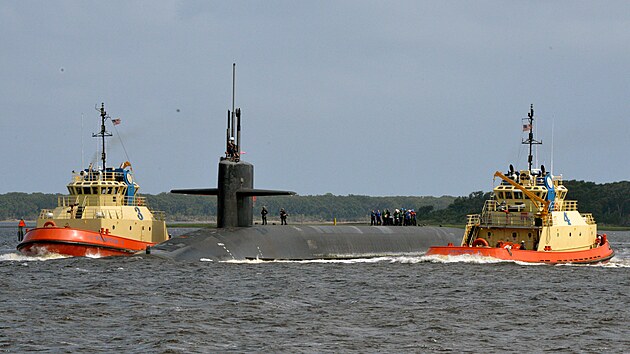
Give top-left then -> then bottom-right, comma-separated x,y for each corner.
1,222 -> 629,353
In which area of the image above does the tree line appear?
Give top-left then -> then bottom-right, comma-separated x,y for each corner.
1,180 -> 629,226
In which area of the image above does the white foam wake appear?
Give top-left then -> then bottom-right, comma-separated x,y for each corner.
219,255 -> 507,264
0,251 -> 68,262
217,253 -> 630,267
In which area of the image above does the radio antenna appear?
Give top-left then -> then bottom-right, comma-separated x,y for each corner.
551,117 -> 555,175
92,103 -> 112,170
522,104 -> 542,171
231,63 -> 236,139
81,113 -> 84,169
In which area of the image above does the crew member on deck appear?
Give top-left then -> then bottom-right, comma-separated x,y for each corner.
18,218 -> 26,242
280,208 -> 288,225
226,137 -> 239,161
520,241 -> 526,250
261,206 -> 268,225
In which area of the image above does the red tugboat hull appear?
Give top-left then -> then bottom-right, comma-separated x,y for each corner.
426,240 -> 615,265
17,227 -> 154,258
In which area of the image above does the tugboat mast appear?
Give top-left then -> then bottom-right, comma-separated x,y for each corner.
522,104 -> 542,171
92,103 -> 113,170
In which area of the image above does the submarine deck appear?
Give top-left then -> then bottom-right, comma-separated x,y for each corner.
146,225 -> 461,261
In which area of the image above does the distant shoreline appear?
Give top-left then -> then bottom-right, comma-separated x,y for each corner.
2,220 -> 628,231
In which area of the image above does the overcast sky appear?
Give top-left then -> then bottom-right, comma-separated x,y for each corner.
1,1 -> 629,197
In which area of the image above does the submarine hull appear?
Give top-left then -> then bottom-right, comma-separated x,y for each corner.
146,225 -> 461,261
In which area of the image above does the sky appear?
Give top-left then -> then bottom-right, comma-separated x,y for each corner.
1,1 -> 629,197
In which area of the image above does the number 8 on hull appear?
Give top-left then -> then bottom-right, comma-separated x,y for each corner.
17,104 -> 169,257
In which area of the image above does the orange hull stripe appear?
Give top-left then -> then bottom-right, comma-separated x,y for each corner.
17,227 -> 154,257
426,241 -> 615,264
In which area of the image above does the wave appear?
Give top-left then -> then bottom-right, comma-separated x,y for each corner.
220,255 -> 509,265
222,257 -> 396,264
217,252 -> 630,267
0,251 -> 68,262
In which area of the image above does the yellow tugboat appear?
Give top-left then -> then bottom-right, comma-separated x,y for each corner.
17,104 -> 169,257
427,105 -> 614,264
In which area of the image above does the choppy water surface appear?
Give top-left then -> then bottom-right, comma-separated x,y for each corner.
1,223 -> 628,353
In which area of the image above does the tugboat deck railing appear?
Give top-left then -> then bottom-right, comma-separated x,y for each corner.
57,195 -> 147,207
466,214 -> 481,225
581,213 -> 596,225
554,200 -> 578,211
469,198 -> 590,228
38,207 -> 166,221
473,211 -> 551,228
72,170 -> 128,183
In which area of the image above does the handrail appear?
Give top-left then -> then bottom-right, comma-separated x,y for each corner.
73,170 -> 128,182
476,208 -> 553,227
39,207 -> 166,221
57,195 -> 148,207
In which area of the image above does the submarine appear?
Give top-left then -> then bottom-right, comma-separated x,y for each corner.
146,64 -> 460,261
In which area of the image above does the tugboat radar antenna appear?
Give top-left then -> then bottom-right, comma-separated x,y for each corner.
93,103 -> 113,170
522,104 -> 542,171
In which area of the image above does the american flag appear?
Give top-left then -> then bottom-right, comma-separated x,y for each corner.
112,118 -> 121,125
522,123 -> 531,132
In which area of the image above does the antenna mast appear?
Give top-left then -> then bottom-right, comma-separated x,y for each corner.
231,63 -> 236,139
93,103 -> 112,170
522,104 -> 542,171
225,63 -> 242,160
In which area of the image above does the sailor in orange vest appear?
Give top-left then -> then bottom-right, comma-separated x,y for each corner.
18,218 -> 26,242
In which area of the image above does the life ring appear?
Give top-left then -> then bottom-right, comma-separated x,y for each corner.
43,221 -> 56,228
124,171 -> 133,185
472,238 -> 489,247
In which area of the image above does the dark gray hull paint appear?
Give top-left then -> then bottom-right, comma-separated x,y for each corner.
148,225 -> 461,261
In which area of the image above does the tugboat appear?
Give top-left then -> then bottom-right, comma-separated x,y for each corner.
17,104 -> 169,257
426,105 -> 614,264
